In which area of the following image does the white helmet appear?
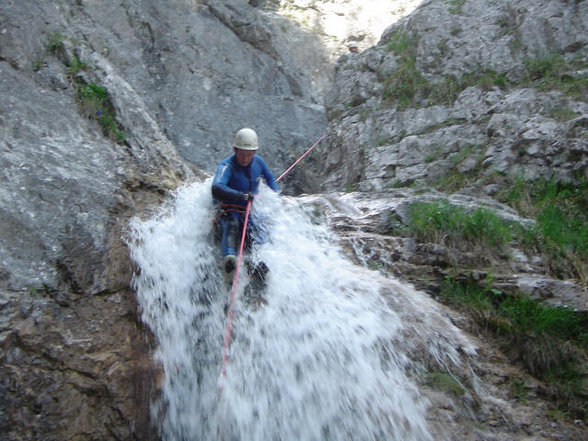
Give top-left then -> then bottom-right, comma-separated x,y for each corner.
233,128 -> 259,151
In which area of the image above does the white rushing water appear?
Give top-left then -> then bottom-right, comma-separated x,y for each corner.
129,180 -> 448,441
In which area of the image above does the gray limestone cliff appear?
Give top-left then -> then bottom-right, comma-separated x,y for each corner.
0,0 -> 586,439
319,0 -> 587,192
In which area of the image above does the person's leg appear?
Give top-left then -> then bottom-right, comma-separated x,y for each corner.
219,215 -> 239,257
243,217 -> 270,305
219,214 -> 240,274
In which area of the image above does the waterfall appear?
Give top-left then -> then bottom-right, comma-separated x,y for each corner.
129,180 -> 471,441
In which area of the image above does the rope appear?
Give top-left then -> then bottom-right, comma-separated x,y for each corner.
220,200 -> 252,379
276,134 -> 326,182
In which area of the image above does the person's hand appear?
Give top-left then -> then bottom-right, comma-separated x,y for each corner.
242,192 -> 255,202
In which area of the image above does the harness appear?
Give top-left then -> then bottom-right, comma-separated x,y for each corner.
214,203 -> 248,225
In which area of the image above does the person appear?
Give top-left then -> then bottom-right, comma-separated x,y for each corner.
347,41 -> 359,53
211,128 -> 279,275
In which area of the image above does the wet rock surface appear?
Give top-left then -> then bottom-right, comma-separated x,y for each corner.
0,0 -> 586,439
0,288 -> 160,441
299,190 -> 587,440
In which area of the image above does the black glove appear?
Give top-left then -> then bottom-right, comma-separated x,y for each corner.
242,192 -> 255,202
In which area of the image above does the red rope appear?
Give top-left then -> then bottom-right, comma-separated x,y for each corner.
276,134 -> 326,182
220,200 -> 252,378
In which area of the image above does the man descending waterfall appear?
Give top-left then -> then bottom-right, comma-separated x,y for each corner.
211,127 -> 279,276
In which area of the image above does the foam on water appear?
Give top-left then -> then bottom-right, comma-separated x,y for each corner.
129,180 -> 434,441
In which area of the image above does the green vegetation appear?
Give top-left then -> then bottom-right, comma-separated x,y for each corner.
382,30 -> 508,108
548,107 -> 578,122
450,26 -> 462,36
496,6 -> 518,37
425,372 -> 465,395
509,379 -> 532,403
386,28 -> 412,54
358,107 -> 373,122
434,170 -> 474,193
407,200 -> 515,250
32,58 -> 45,72
406,177 -> 588,280
447,0 -> 466,14
497,178 -> 588,279
424,145 -> 444,163
381,29 -> 587,109
400,181 -> 587,419
439,275 -> 587,420
428,70 -> 508,105
383,30 -> 428,109
378,26 -> 588,426
449,143 -> 485,165
45,33 -> 126,143
47,31 -> 66,53
27,284 -> 53,297
375,137 -> 394,147
77,82 -> 126,142
524,53 -> 588,99
67,55 -> 88,78
429,145 -> 487,192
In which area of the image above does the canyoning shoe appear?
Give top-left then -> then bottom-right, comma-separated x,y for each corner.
223,255 -> 237,275
244,261 -> 269,309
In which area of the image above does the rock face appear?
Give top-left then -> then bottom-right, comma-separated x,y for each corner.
0,289 -> 159,441
301,189 -> 587,312
297,190 -> 586,441
318,0 -> 587,192
263,0 -> 425,56
0,0 -> 586,439
0,0 -> 332,439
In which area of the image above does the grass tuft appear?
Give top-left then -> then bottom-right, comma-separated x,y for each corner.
380,35 -> 586,110
47,32 -> 66,53
77,82 -> 126,143
523,53 -> 588,98
440,276 -> 587,420
498,177 -> 588,279
408,200 -> 513,250
383,30 -> 428,108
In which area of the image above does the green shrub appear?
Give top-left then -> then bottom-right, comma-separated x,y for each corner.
386,29 -> 412,54
381,44 -> 585,110
440,276 -> 587,419
405,179 -> 586,279
425,372 -> 465,395
46,32 -> 126,143
428,70 -> 509,106
382,56 -> 428,108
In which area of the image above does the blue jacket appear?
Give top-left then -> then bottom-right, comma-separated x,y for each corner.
211,154 -> 278,207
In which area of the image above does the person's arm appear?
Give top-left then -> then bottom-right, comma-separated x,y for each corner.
211,162 -> 245,201
259,158 -> 279,192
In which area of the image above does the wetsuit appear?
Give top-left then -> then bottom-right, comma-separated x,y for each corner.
211,154 -> 278,258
